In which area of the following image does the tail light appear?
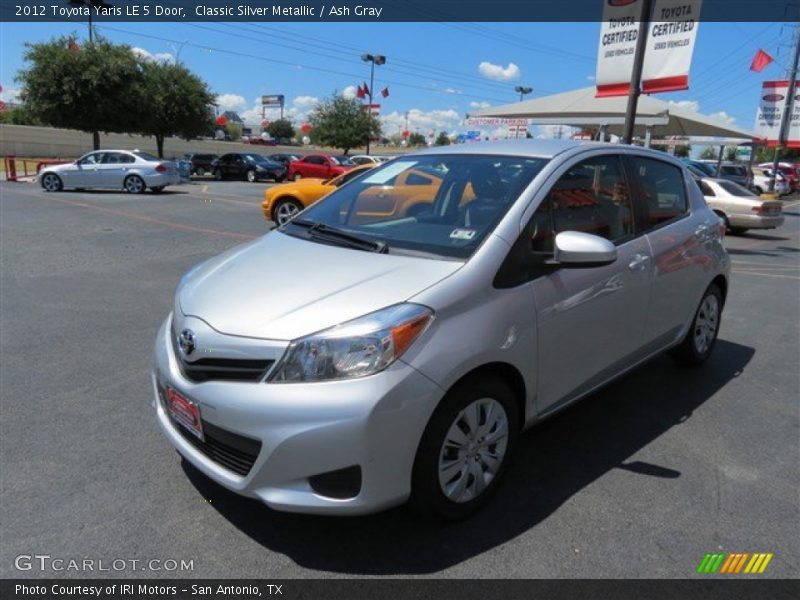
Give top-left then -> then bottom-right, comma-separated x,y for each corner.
752,204 -> 781,215
155,163 -> 168,173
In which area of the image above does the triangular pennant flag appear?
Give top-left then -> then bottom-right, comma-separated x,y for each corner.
750,49 -> 774,73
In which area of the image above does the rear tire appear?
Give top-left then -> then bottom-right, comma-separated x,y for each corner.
246,170 -> 257,183
195,167 -> 205,177
151,186 -> 165,193
671,283 -> 723,366
213,169 -> 223,181
411,375 -> 519,520
292,172 -> 302,181
124,175 -> 146,194
41,173 -> 63,192
729,227 -> 748,235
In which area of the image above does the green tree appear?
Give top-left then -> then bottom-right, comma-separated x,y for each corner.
308,93 -> 381,154
699,146 -> 719,160
407,132 -> 426,146
266,119 -> 295,142
224,122 -> 242,141
434,131 -> 450,146
724,146 -> 738,162
137,60 -> 215,158
17,36 -> 144,149
674,144 -> 691,158
0,104 -> 42,126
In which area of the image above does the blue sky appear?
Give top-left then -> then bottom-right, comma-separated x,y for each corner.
0,21 -> 794,139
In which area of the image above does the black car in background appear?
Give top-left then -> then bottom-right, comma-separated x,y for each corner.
267,153 -> 303,168
186,153 -> 218,176
211,153 -> 287,182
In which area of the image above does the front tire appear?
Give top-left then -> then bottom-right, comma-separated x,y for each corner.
41,173 -> 63,192
151,186 -> 165,193
292,172 -> 302,181
671,283 -> 723,366
729,227 -> 749,235
195,167 -> 205,177
246,169 -> 257,183
124,175 -> 146,194
213,168 -> 223,181
272,198 -> 303,225
411,375 -> 519,520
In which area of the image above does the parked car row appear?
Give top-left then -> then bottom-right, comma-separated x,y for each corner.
683,158 -> 797,196
698,177 -> 784,235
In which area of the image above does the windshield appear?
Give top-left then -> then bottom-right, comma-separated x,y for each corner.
332,156 -> 355,166
244,154 -> 271,163
283,154 -> 549,259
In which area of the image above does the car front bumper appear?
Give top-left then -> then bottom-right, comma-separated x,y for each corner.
151,314 -> 443,515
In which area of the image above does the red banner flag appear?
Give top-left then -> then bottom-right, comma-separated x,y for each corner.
356,85 -> 365,99
381,87 -> 389,98
362,82 -> 371,98
750,49 -> 774,73
68,37 -> 79,54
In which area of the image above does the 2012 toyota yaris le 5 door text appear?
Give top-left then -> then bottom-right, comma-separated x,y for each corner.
152,140 -> 730,519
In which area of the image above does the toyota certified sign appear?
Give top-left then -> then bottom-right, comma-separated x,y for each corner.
755,81 -> 800,147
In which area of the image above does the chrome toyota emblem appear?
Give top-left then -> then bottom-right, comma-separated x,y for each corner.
178,329 -> 196,356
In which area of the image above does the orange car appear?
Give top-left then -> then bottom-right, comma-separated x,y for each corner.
262,164 -> 374,225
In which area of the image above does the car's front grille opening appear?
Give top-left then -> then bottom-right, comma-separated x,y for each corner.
170,415 -> 262,477
179,357 -> 274,383
308,465 -> 362,499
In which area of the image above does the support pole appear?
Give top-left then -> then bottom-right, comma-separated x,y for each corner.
715,145 -> 725,177
622,0 -> 653,145
770,26 -> 800,191
644,126 -> 652,148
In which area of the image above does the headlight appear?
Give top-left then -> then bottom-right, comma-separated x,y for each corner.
269,304 -> 434,383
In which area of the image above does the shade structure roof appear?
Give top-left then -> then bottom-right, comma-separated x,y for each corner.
469,86 -> 758,140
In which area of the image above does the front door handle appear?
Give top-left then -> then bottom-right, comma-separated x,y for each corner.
628,253 -> 651,271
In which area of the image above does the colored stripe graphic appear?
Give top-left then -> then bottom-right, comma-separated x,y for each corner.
698,552 -> 773,574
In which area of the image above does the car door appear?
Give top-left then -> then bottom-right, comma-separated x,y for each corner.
68,152 -> 105,187
98,152 -> 132,187
627,155 -> 704,347
528,153 -> 654,413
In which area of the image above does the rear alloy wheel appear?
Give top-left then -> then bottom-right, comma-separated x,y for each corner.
292,172 -> 303,181
41,173 -> 63,192
671,284 -> 722,366
273,198 -> 303,225
124,175 -> 146,194
411,376 -> 519,520
195,167 -> 205,177
246,170 -> 257,183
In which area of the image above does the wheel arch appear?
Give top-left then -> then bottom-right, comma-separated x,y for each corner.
443,361 -> 528,429
710,273 -> 728,308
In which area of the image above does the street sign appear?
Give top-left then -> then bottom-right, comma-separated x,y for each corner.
261,95 -> 284,107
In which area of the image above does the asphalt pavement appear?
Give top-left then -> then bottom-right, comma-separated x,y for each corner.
1,178 -> 798,579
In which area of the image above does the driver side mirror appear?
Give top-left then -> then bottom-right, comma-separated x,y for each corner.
553,231 -> 617,267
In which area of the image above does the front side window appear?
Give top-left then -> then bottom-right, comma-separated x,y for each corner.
631,157 -> 688,229
285,154 -> 549,259
531,155 -> 635,253
78,153 -> 104,165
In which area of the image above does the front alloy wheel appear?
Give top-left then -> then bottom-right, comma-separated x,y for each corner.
41,173 -> 63,192
273,198 -> 303,225
412,375 -> 519,519
246,169 -> 257,183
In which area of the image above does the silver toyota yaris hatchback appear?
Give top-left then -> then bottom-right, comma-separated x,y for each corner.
152,140 -> 729,519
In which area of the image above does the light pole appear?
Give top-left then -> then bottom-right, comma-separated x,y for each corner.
361,53 -> 386,154
513,86 -> 532,138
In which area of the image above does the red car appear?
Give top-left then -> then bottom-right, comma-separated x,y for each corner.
287,154 -> 354,181
758,162 -> 799,191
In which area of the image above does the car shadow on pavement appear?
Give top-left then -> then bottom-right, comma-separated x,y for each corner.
183,338 -> 754,575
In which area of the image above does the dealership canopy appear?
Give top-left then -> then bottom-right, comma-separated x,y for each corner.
468,86 -> 758,140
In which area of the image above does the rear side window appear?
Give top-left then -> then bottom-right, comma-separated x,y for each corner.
631,157 -> 688,229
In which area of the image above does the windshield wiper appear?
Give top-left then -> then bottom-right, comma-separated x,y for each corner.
289,218 -> 388,253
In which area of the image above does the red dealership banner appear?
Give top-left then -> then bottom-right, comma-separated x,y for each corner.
596,0 -> 703,98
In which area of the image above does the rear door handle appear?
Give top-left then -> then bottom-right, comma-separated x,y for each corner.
628,253 -> 651,271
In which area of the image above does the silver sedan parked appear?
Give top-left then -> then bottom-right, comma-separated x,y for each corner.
153,140 -> 730,519
698,177 -> 784,235
39,150 -> 181,194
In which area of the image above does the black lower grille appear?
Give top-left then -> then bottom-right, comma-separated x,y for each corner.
170,415 -> 261,476
179,356 -> 274,383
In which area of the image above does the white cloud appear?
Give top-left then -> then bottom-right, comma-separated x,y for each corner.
709,111 -> 736,125
536,124 -> 579,139
216,93 -> 247,111
382,108 -> 462,135
469,101 -> 492,109
443,87 -> 461,94
342,85 -> 357,99
0,87 -> 21,103
131,47 -> 174,63
668,99 -> 700,113
478,61 -> 521,81
292,95 -> 319,109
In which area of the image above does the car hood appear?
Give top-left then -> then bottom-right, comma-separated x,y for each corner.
178,231 -> 462,340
